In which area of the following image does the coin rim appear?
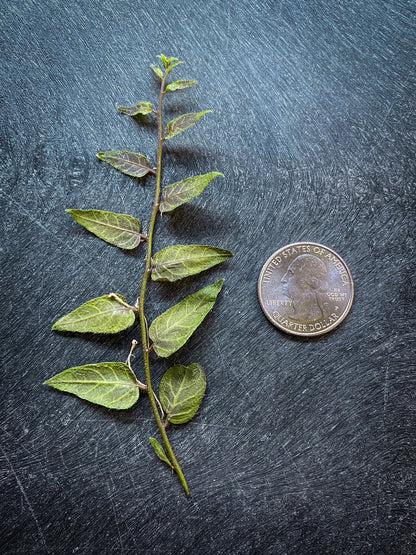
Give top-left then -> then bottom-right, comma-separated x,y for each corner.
258,242 -> 354,337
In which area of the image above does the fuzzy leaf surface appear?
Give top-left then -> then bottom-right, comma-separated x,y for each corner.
152,65 -> 163,79
44,362 -> 140,409
149,280 -> 224,357
159,171 -> 223,213
149,438 -> 174,468
151,245 -> 234,282
96,151 -> 151,178
52,295 -> 135,334
159,364 -> 206,424
166,80 -> 197,92
67,209 -> 142,250
165,111 -> 212,140
117,102 -> 153,116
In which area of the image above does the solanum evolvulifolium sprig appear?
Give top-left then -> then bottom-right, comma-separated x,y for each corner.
44,55 -> 233,495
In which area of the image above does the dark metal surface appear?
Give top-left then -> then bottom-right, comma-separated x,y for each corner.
1,1 -> 415,553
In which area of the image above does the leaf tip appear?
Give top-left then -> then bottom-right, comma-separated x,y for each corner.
51,318 -> 65,331
216,278 -> 225,289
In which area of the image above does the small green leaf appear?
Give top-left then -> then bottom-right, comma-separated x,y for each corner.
165,111 -> 212,140
96,151 -> 152,178
166,80 -> 197,92
149,437 -> 174,469
149,280 -> 224,357
159,171 -> 223,213
44,362 -> 140,409
67,209 -> 143,250
159,364 -> 206,424
166,61 -> 183,74
52,295 -> 135,334
152,245 -> 234,282
117,102 -> 153,116
157,54 -> 178,68
152,65 -> 163,79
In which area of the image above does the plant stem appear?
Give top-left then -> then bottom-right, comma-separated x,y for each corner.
137,70 -> 190,495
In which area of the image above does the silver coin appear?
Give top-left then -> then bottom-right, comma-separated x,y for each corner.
258,242 -> 354,336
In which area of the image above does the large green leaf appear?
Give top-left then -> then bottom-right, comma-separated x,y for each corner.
67,209 -> 143,250
159,172 -> 223,213
159,364 -> 206,424
52,295 -> 135,334
117,102 -> 153,116
149,437 -> 174,468
44,362 -> 140,409
149,280 -> 224,357
166,80 -> 197,92
165,111 -> 212,140
96,151 -> 152,178
151,244 -> 234,282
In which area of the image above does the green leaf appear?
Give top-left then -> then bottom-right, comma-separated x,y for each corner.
117,102 -> 153,116
165,111 -> 212,140
152,65 -> 163,79
166,80 -> 197,92
44,362 -> 140,409
166,61 -> 183,74
52,294 -> 135,334
159,171 -> 223,213
67,209 -> 143,250
151,244 -> 234,282
96,151 -> 152,178
149,280 -> 224,357
157,54 -> 178,68
159,364 -> 206,424
149,437 -> 174,468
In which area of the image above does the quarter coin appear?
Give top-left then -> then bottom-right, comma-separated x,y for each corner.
258,242 -> 354,337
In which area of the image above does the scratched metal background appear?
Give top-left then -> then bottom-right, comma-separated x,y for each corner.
1,1 -> 415,553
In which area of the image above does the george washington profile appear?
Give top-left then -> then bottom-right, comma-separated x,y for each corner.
281,254 -> 329,321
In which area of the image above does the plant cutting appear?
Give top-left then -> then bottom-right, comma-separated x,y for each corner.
44,54 -> 233,495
